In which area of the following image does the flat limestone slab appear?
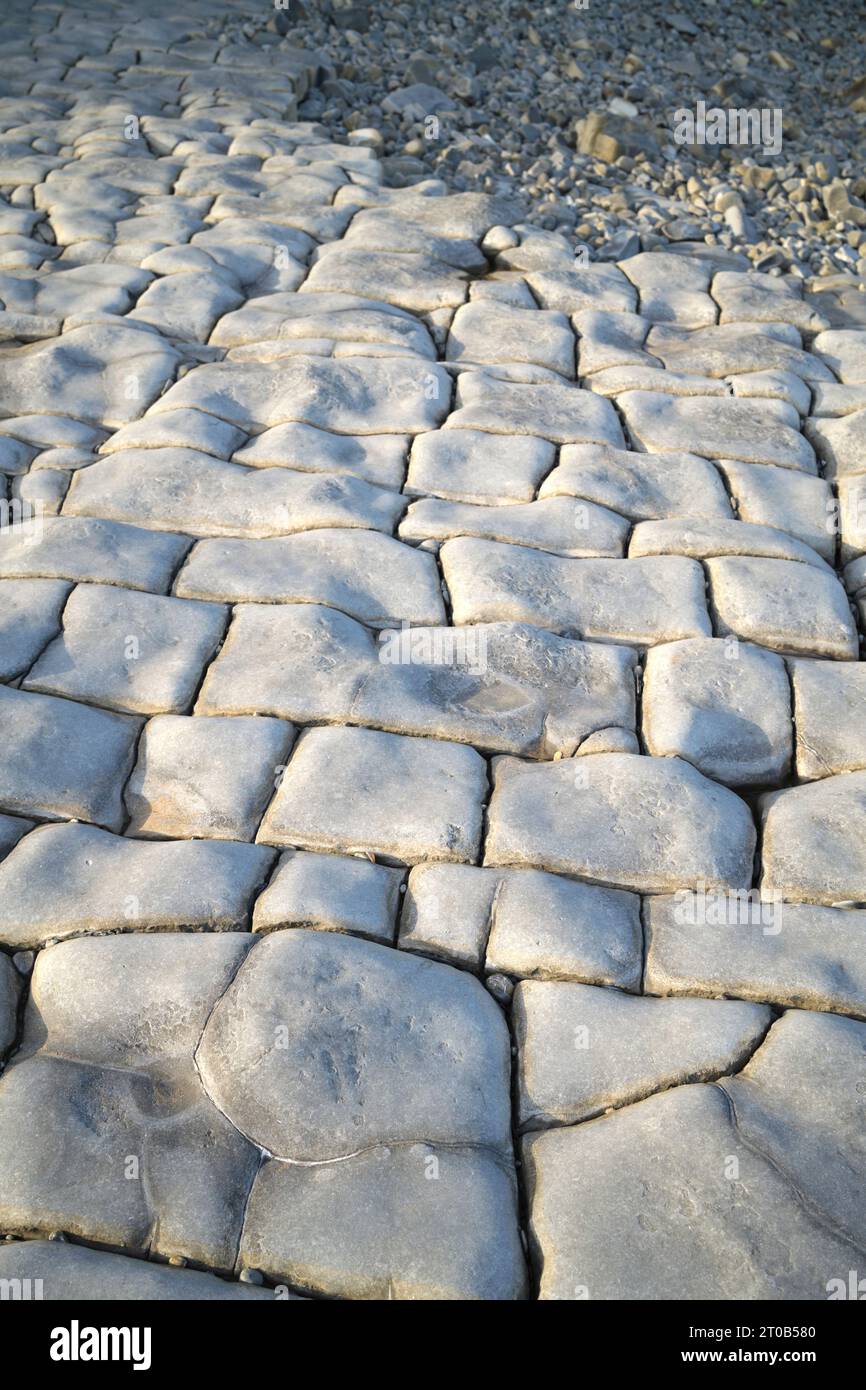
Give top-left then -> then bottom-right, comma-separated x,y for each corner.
443,371 -> 625,446
197,604 -> 636,758
399,495 -> 628,557
484,869 -> 642,987
628,517 -> 831,571
619,391 -> 817,472
252,849 -> 403,943
405,427 -> 555,504
125,714 -> 295,841
0,578 -> 69,680
721,1010 -> 866,1247
760,772 -> 866,905
719,459 -> 834,562
152,356 -> 451,435
0,515 -> 190,592
0,933 -> 260,1267
539,443 -> 733,521
196,928 -> 513,1159
523,1081 -> 862,1300
24,584 -> 228,715
0,1242 -> 278,1301
441,538 -> 711,644
257,725 -> 487,864
646,894 -> 866,1020
65,447 -> 406,538
0,822 -> 274,948
642,638 -> 792,786
241,1143 -> 526,1301
0,685 -> 140,831
0,322 -> 181,428
233,421 -> 409,489
175,529 -> 446,627
446,301 -> 575,377
790,658 -> 866,778
485,753 -> 756,891
514,980 -> 770,1128
706,556 -> 858,660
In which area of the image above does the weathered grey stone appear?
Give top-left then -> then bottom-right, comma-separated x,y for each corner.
645,323 -> 834,383
153,356 -> 451,434
0,686 -> 139,831
197,604 -> 636,758
301,247 -> 468,312
810,381 -> 866,417
721,1010 -> 866,1248
446,302 -> 575,377
444,372 -> 625,446
253,849 -> 403,943
713,271 -> 829,333
233,422 -> 408,489
619,391 -> 817,472
514,980 -> 770,1129
0,322 -> 180,427
0,821 -> 274,949
196,929 -> 512,1159
0,264 -> 150,320
0,1241 -> 278,1300
622,251 -> 715,328
526,263 -> 637,315
100,407 -> 247,460
706,556 -> 858,659
573,308 -> 653,375
399,495 -> 628,557
0,515 -> 189,592
629,518 -> 831,571
813,327 -> 866,383
540,443 -> 732,521
24,584 -> 227,715
406,427 -> 555,504
643,638 -> 793,785
0,933 -> 260,1266
728,368 -> 812,416
257,726 -> 486,864
441,539 -> 711,644
485,753 -> 756,891
211,289 -> 436,356
483,869 -> 642,988
761,772 -> 866,905
806,408 -> 866,480
65,448 -> 405,538
523,1082 -> 862,1300
0,578 -> 69,680
0,814 -> 33,861
791,658 -> 866,778
586,364 -> 728,398
399,863 -> 496,968
646,894 -> 866,1020
125,714 -> 295,841
175,529 -> 446,627
242,1144 -> 526,1301
719,460 -> 835,562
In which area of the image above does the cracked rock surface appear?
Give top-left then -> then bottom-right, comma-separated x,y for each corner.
0,0 -> 864,1303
